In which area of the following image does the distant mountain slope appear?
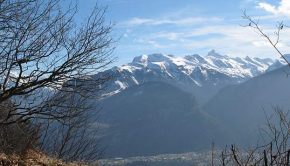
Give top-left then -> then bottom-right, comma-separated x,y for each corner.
96,50 -> 279,103
98,82 -> 230,158
203,66 -> 290,145
91,51 -> 288,158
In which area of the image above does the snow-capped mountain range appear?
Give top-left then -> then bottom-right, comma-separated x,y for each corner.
96,50 -> 288,157
97,50 -> 284,102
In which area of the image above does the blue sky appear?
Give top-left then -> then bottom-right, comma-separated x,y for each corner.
70,0 -> 290,65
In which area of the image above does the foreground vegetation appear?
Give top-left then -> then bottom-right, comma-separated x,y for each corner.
0,150 -> 88,166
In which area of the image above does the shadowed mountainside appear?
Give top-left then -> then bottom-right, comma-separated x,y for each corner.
203,66 -> 290,146
98,82 -> 230,158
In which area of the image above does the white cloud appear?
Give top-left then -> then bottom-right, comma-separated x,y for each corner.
135,39 -> 166,49
114,1 -> 290,60
130,24 -> 290,58
252,40 -> 269,47
120,17 -> 222,27
257,0 -> 290,17
151,32 -> 183,41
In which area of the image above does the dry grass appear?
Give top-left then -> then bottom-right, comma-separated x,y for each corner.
0,149 -> 88,166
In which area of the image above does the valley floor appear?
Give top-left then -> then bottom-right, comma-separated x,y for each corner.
98,151 -> 216,166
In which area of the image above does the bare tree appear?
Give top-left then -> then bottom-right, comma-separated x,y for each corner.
0,0 -> 115,125
0,0 -> 115,162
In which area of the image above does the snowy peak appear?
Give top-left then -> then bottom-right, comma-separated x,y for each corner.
127,50 -> 277,78
206,49 -> 228,58
98,50 -> 279,99
184,54 -> 204,62
132,53 -> 172,62
132,54 -> 148,64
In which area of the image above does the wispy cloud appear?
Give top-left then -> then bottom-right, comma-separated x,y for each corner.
129,23 -> 290,58
257,0 -> 290,17
135,38 -> 167,48
181,26 -> 290,58
111,0 -> 290,65
120,16 -> 222,27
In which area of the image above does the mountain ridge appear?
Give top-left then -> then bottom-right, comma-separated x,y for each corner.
92,51 -> 289,158
96,50 -> 284,103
